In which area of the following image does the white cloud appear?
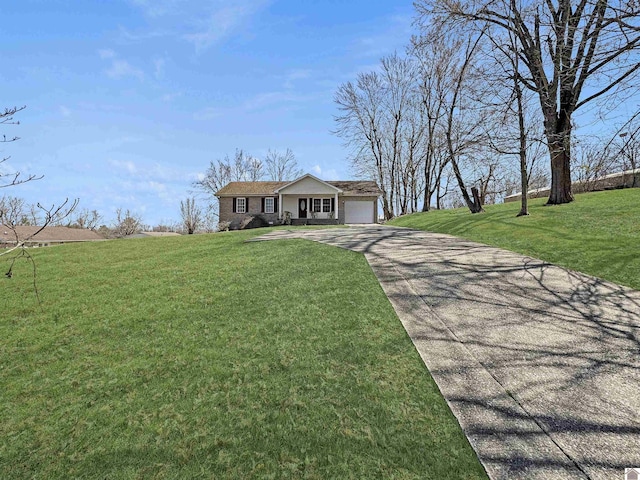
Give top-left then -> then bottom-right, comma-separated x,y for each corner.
193,88 -> 314,120
310,165 -> 339,180
193,107 -> 223,120
283,69 -> 312,89
153,57 -> 166,79
109,159 -> 138,175
98,49 -> 144,81
242,91 -> 313,112
106,59 -> 144,81
108,158 -> 191,185
98,49 -> 116,59
161,91 -> 182,102
183,5 -> 253,51
127,0 -> 269,53
128,0 -> 180,18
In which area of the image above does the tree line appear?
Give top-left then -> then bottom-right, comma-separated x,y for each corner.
2,143 -> 305,237
192,147 -> 304,226
334,0 -> 640,218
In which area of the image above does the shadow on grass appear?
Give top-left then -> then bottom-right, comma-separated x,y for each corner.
253,226 -> 640,480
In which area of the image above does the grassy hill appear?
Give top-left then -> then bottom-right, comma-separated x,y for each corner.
388,189 -> 640,290
1,230 -> 487,479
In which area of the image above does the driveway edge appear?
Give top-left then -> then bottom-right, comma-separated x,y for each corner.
365,253 -> 588,480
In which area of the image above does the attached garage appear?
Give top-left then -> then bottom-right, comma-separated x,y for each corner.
216,175 -> 382,226
345,200 -> 375,224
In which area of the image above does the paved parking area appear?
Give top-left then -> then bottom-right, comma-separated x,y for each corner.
252,226 -> 640,480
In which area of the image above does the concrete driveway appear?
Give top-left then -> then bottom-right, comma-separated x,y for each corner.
252,226 -> 640,480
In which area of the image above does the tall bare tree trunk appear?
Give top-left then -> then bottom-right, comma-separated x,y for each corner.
450,155 -> 483,213
514,54 -> 529,217
546,121 -> 574,205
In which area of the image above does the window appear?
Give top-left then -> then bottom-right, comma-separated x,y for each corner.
265,197 -> 274,214
236,197 -> 246,214
312,198 -> 333,213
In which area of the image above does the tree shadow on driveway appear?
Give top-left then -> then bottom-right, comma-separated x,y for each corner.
251,226 -> 640,480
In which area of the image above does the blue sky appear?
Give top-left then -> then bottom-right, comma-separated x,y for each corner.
3,0 -> 414,226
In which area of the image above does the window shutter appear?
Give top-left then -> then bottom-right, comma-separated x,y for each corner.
331,198 -> 335,212
232,198 -> 237,213
274,197 -> 279,212
245,197 -> 249,212
261,197 -> 265,213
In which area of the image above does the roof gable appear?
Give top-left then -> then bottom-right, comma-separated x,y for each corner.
275,174 -> 342,194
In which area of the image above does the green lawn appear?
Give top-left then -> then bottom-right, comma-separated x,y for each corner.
389,188 -> 640,290
1,230 -> 487,479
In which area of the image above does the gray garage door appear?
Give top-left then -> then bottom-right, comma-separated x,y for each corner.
345,201 -> 374,224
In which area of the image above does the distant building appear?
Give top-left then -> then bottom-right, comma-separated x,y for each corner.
0,225 -> 104,248
505,168 -> 640,203
125,231 -> 182,239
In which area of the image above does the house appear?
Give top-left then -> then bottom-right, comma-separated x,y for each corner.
0,225 -> 104,248
215,173 -> 382,227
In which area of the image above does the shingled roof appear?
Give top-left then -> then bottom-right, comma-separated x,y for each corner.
215,181 -> 288,196
215,179 -> 381,196
328,180 -> 381,196
1,225 -> 104,244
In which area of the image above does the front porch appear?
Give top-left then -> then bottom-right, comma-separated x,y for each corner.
276,175 -> 343,224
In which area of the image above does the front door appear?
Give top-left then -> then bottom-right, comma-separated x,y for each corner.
298,198 -> 307,218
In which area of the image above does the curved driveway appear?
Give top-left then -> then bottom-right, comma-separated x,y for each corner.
252,226 -> 640,480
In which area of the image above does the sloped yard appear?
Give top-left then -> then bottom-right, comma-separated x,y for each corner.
389,189 -> 640,290
1,230 -> 487,479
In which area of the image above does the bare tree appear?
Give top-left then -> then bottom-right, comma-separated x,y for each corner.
380,53 -> 418,216
401,94 -> 428,213
264,148 -> 302,181
411,33 -> 456,211
335,71 -> 393,219
180,197 -> 202,234
112,208 -> 142,237
572,137 -> 618,190
416,0 -> 640,205
2,199 -> 78,301
441,30 -> 490,213
1,106 -> 43,190
69,208 -> 102,230
151,222 -> 181,233
334,54 -> 420,219
195,149 -> 266,195
193,149 -> 267,221
611,115 -> 640,186
1,106 -> 78,301
245,154 -> 264,182
0,196 -> 28,225
480,24 -> 550,216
